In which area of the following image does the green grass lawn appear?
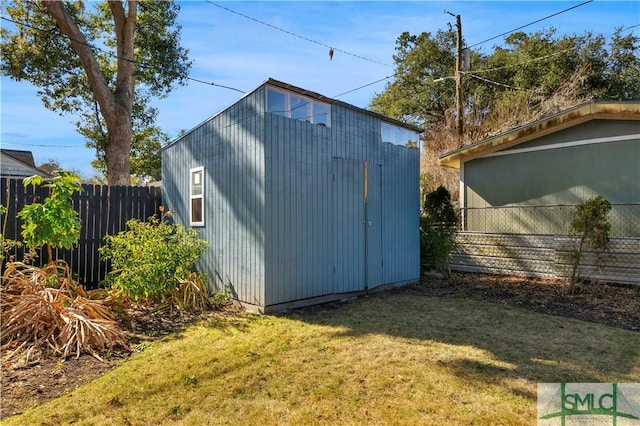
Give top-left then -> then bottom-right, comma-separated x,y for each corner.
3,291 -> 639,425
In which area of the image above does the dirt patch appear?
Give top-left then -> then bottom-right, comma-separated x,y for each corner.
0,303 -> 244,419
410,272 -> 640,332
1,273 -> 638,419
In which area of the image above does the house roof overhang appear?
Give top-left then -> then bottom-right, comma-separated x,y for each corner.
437,101 -> 640,169
0,149 -> 51,178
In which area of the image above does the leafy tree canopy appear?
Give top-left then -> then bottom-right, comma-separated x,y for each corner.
1,0 -> 192,184
371,26 -> 639,145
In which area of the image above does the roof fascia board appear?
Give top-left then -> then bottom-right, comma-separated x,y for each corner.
438,101 -> 640,169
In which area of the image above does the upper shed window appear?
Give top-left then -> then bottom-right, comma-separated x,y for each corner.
381,122 -> 420,147
267,86 -> 331,127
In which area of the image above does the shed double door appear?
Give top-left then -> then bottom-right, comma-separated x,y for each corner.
332,158 -> 383,293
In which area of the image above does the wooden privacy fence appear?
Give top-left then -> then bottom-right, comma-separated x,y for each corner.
1,178 -> 162,289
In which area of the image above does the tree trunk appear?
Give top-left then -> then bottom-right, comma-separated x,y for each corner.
41,0 -> 137,186
104,108 -> 133,185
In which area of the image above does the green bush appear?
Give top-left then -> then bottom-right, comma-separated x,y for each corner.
420,186 -> 459,276
567,195 -> 611,292
100,214 -> 208,303
17,172 -> 82,263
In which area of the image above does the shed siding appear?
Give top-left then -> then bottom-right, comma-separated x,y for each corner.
162,89 -> 266,306
366,162 -> 384,289
332,158 -> 366,294
381,144 -> 420,284
264,114 -> 334,305
264,103 -> 379,306
165,81 -> 420,310
263,103 -> 419,306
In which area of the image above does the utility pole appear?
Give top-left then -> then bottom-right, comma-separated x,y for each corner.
446,11 -> 464,144
444,11 -> 465,145
455,14 -> 463,143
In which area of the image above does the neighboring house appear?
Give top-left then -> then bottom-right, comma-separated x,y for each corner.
438,101 -> 640,283
1,149 -> 50,178
163,78 -> 421,312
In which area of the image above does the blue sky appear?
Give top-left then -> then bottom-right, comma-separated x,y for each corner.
1,0 -> 638,179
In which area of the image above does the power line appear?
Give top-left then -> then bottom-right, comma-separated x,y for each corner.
205,1 -> 393,68
0,15 -> 246,94
468,0 -> 594,49
472,49 -> 571,74
470,23 -> 640,75
2,142 -> 85,148
466,73 -> 529,91
333,75 -> 396,98
343,19 -> 639,99
331,2 -> 616,99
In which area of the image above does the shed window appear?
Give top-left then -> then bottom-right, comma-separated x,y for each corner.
190,166 -> 204,226
267,86 -> 331,127
381,122 -> 420,147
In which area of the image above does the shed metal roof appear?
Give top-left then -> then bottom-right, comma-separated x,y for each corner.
437,101 -> 640,169
164,78 -> 423,150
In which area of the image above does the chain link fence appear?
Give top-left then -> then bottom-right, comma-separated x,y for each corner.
461,203 -> 640,237
451,203 -> 640,285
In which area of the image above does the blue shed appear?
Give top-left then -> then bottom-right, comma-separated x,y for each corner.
162,78 -> 421,312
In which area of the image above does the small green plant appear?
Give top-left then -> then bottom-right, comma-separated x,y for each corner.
17,172 -> 82,263
567,195 -> 611,293
1,204 -> 22,263
211,284 -> 234,306
135,342 -> 153,352
181,374 -> 198,387
170,405 -> 183,417
420,186 -> 459,277
100,210 -> 208,304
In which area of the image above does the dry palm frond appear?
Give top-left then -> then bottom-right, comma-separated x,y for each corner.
1,262 -> 127,363
1,293 -> 65,353
172,273 -> 210,312
59,296 -> 127,359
